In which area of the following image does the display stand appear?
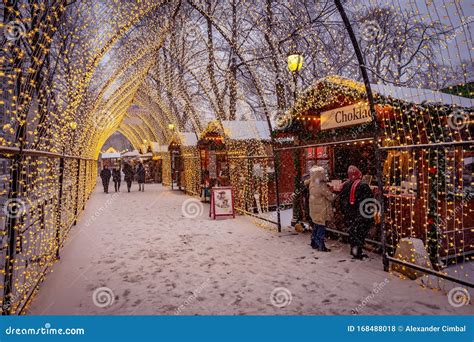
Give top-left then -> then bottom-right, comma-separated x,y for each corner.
209,186 -> 235,219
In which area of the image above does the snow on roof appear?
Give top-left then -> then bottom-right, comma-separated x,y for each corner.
371,83 -> 473,108
221,120 -> 270,140
121,150 -> 139,157
173,132 -> 198,146
150,142 -> 161,153
321,75 -> 473,108
101,152 -> 121,159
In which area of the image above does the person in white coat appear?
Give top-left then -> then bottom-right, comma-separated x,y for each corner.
305,166 -> 335,251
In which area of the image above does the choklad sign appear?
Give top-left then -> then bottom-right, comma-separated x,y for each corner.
320,102 -> 371,130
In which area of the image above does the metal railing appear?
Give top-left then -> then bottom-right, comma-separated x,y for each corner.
0,147 -> 97,315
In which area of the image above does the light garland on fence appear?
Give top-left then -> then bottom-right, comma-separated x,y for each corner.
280,74 -> 472,287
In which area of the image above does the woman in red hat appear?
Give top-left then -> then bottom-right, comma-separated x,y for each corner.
339,165 -> 374,259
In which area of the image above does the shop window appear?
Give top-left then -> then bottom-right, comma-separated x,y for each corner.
306,147 -> 330,175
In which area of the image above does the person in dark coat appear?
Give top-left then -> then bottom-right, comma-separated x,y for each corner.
123,162 -> 134,192
339,165 -> 374,259
136,162 -> 146,192
112,167 -> 121,192
100,165 -> 112,193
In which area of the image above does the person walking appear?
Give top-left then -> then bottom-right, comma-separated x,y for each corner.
112,166 -> 121,192
136,161 -> 146,192
100,165 -> 112,194
339,165 -> 374,259
123,162 -> 134,192
306,166 -> 335,252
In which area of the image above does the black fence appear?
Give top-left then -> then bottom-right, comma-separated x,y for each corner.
0,147 -> 97,315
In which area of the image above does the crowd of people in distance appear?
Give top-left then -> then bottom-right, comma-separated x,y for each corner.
99,161 -> 146,194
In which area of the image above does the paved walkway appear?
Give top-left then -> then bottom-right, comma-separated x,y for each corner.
28,183 -> 472,315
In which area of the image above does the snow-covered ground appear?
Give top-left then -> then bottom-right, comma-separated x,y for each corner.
28,183 -> 472,315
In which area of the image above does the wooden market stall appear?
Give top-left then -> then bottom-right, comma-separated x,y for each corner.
167,132 -> 200,195
147,142 -> 163,183
154,145 -> 171,186
198,120 -> 275,215
276,75 -> 473,262
100,149 -> 121,169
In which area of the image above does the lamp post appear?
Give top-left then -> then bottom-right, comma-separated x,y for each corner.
287,53 -> 304,101
287,52 -> 304,228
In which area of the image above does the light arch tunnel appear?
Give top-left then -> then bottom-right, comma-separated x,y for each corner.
1,0 -> 280,315
1,0 -> 473,314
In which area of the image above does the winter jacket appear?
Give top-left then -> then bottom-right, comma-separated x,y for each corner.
100,168 -> 111,181
112,169 -> 121,182
123,163 -> 134,182
339,179 -> 374,222
136,164 -> 146,183
306,166 -> 335,225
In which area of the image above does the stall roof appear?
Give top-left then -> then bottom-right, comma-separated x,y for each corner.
222,120 -> 271,140
371,83 -> 473,108
101,152 -> 121,159
170,132 -> 198,146
150,142 -> 161,153
320,76 -> 473,108
180,133 -> 198,146
121,150 -> 139,157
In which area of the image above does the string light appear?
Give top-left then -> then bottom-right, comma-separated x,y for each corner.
1,0 -> 471,314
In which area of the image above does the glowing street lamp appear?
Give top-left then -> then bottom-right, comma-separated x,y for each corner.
288,52 -> 304,102
287,52 -> 304,228
168,123 -> 175,130
287,53 -> 304,72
